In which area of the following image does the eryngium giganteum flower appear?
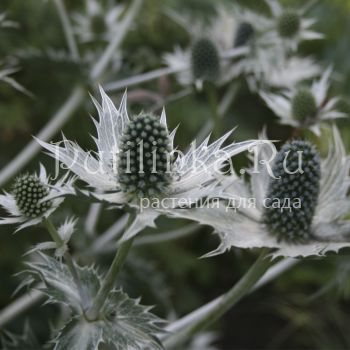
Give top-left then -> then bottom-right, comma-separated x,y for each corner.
170,127 -> 350,258
72,0 -> 124,43
260,68 -> 347,135
37,87 -> 260,241
262,0 -> 323,51
0,165 -> 74,231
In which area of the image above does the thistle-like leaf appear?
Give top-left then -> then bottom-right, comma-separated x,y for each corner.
24,253 -> 101,313
53,290 -> 166,350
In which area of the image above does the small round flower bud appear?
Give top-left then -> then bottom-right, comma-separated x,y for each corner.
117,114 -> 173,199
191,38 -> 220,82
291,89 -> 317,121
234,22 -> 255,47
263,141 -> 321,242
277,10 -> 300,38
12,175 -> 53,218
91,14 -> 106,35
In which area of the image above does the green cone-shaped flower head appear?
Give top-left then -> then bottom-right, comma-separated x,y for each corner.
12,175 -> 53,218
278,10 -> 300,38
234,22 -> 255,47
291,89 -> 317,121
263,141 -> 321,242
191,38 -> 220,82
117,114 -> 173,199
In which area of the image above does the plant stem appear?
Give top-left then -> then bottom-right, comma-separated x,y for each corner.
53,0 -> 80,60
205,82 -> 221,139
90,0 -> 143,80
85,212 -> 136,321
43,218 -> 90,311
164,249 -> 273,348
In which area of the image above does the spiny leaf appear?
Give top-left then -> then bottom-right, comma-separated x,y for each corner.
24,253 -> 101,312
53,290 -> 166,350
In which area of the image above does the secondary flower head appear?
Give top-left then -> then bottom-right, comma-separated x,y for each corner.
163,4 -> 256,89
0,165 -> 74,231
170,127 -> 350,258
72,0 -> 124,43
37,88 -> 260,240
263,141 -> 321,242
260,68 -> 347,135
263,0 -> 323,51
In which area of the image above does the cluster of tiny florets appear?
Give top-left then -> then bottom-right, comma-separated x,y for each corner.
291,89 -> 317,121
117,114 -> 173,199
277,10 -> 300,38
12,175 -> 52,218
263,141 -> 321,242
191,38 -> 220,82
234,22 -> 255,47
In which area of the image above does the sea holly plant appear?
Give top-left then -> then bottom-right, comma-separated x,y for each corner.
0,87 -> 261,348
260,67 -> 347,135
37,87 -> 260,241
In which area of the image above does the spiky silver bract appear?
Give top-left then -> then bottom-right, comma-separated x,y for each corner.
0,165 -> 74,231
260,68 -> 347,135
263,141 -> 321,242
37,88 -> 260,241
170,127 -> 350,258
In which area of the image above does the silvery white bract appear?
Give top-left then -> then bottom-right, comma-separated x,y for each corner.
0,12 -> 18,29
25,217 -> 78,259
163,4 -> 253,89
0,65 -> 33,96
260,68 -> 347,135
25,254 -> 165,350
72,0 -> 124,43
170,127 -> 350,258
263,0 -> 323,51
0,165 -> 74,232
232,48 -> 321,92
37,88 -> 259,241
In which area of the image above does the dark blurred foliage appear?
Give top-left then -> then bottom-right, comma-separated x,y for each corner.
0,0 -> 350,349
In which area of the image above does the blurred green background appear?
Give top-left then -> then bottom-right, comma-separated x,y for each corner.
1,0 -> 350,349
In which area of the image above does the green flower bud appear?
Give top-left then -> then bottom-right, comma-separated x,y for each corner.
12,175 -> 53,218
291,89 -> 317,121
191,38 -> 220,82
263,141 -> 320,242
234,22 -> 255,47
278,10 -> 300,38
